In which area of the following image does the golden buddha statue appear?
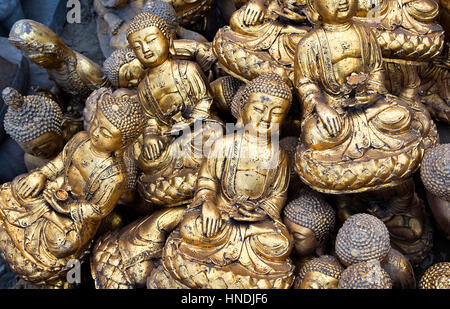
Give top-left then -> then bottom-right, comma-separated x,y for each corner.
212,0 -> 311,82
294,0 -> 437,263
338,260 -> 393,289
294,255 -> 344,289
127,12 -> 224,208
354,0 -> 448,123
419,262 -> 450,289
8,19 -> 110,115
0,93 -> 146,287
2,87 -> 65,171
283,188 -> 336,257
94,0 -> 210,58
147,74 -> 295,289
420,143 -> 450,239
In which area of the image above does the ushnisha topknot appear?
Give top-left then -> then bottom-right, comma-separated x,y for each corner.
335,213 -> 390,266
3,87 -> 63,143
338,260 -> 393,289
126,12 -> 172,41
420,144 -> 449,201
231,73 -> 292,119
297,255 -> 344,283
103,48 -> 137,87
98,91 -> 147,146
142,0 -> 178,32
283,188 -> 336,244
419,262 -> 450,289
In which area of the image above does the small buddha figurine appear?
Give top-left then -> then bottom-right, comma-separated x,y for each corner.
283,188 -> 336,257
2,87 -> 64,171
0,93 -> 146,287
294,255 -> 344,289
126,12 -> 224,208
420,143 -> 450,239
213,0 -> 311,82
8,19 -> 110,115
94,0 -> 211,58
338,260 -> 393,289
335,214 -> 391,267
147,74 -> 295,289
294,0 -> 437,263
419,262 -> 450,289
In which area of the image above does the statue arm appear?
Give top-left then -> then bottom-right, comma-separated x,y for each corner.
365,28 -> 386,94
256,150 -> 289,220
77,54 -> 111,89
191,139 -> 223,207
69,172 -> 125,224
186,62 -> 214,119
294,40 -> 327,116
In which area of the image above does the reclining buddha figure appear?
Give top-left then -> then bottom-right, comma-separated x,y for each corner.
213,0 -> 311,83
0,93 -> 146,287
294,0 -> 437,263
354,0 -> 448,123
148,74 -> 295,289
126,12 -> 224,208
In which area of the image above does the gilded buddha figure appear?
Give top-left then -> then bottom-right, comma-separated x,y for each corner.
354,0 -> 448,123
126,12 -> 223,207
8,19 -> 110,115
213,0 -> 311,82
2,87 -> 65,171
0,93 -> 146,287
147,74 -> 295,289
294,0 -> 437,263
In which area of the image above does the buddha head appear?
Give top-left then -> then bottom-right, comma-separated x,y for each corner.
335,213 -> 390,267
296,255 -> 344,289
142,0 -> 179,37
307,0 -> 358,24
283,188 -> 336,256
419,262 -> 450,289
103,48 -> 147,88
338,260 -> 393,289
9,19 -> 71,68
3,87 -> 64,160
91,92 -> 147,153
420,143 -> 450,202
126,12 -> 175,68
232,73 -> 292,137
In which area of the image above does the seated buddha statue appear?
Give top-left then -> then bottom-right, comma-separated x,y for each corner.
8,19 -> 110,116
147,74 -> 295,289
294,0 -> 437,263
0,93 -> 146,287
212,0 -> 311,83
126,12 -> 224,208
2,87 -> 64,171
94,0 -> 210,58
354,0 -> 447,121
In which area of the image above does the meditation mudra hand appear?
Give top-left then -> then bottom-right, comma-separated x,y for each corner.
0,92 -> 146,287
147,74 -> 296,289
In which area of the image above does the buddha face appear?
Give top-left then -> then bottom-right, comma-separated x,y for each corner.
127,26 -> 169,68
118,58 -> 146,88
299,271 -> 339,289
284,217 -> 320,256
314,0 -> 358,24
89,108 -> 124,153
18,131 -> 64,160
242,92 -> 290,137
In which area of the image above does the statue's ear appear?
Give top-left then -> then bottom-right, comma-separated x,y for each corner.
305,0 -> 320,24
168,37 -> 176,56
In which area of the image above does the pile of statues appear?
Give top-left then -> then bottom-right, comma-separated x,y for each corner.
0,0 -> 448,289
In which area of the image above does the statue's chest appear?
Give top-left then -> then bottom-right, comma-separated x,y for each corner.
146,74 -> 184,113
66,145 -> 97,193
